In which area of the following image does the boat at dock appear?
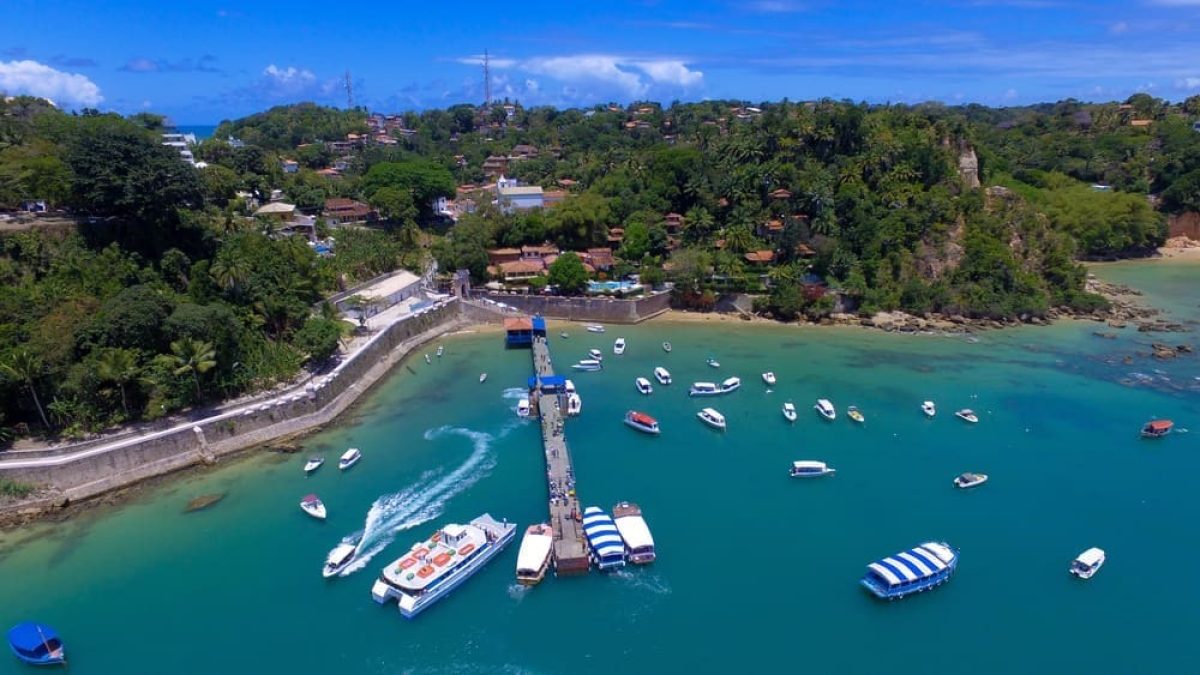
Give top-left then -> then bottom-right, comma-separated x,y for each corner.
635,377 -> 653,395
1141,419 -> 1173,439
338,448 -> 362,470
861,541 -> 958,600
662,341 -> 672,352
955,409 -> 979,424
564,379 -> 576,393
323,537 -> 360,578
304,456 -> 324,474
613,502 -> 656,564
848,406 -> 865,424
624,410 -> 660,435
588,348 -> 604,361
922,401 -> 937,418
1069,547 -> 1105,579
697,407 -> 726,430
814,399 -> 836,421
572,359 -> 603,371
586,324 -> 606,333
790,461 -> 835,478
479,373 -> 487,383
7,622 -> 66,667
654,366 -> 672,385
567,393 -> 582,416
300,494 -> 327,520
782,402 -> 797,422
762,372 -> 776,386
582,506 -> 627,571
614,338 -> 626,355
953,472 -> 988,489
515,523 -> 554,586
517,398 -> 532,418
371,514 -> 516,618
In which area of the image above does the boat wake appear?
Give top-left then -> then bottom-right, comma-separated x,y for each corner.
612,569 -> 672,595
337,425 -> 502,576
501,387 -> 526,400
506,583 -> 530,602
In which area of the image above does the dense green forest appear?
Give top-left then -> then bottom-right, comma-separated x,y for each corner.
0,93 -> 1197,441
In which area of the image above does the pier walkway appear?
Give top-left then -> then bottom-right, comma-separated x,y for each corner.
530,336 -> 590,575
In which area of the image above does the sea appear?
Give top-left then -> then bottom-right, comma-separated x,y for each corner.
1,260 -> 1197,674
176,124 -> 217,141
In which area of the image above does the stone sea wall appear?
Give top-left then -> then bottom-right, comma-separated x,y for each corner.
474,291 -> 671,324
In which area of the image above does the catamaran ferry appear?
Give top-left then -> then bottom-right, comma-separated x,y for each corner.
371,514 -> 516,618
861,541 -> 958,600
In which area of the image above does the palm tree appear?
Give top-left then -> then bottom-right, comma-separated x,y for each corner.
0,350 -> 50,430
209,253 -> 250,292
94,348 -> 140,417
162,339 -> 217,401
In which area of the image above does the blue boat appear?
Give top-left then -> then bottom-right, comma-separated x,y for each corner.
582,506 -> 626,570
860,542 -> 958,600
7,622 -> 66,666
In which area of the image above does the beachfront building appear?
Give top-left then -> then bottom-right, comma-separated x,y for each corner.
332,269 -> 423,318
162,132 -> 197,165
496,176 -> 544,212
322,198 -> 377,226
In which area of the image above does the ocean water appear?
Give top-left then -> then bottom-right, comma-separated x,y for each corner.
1,262 -> 1198,674
176,124 -> 217,141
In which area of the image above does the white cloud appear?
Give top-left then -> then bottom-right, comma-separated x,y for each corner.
463,53 -> 704,99
1176,77 -> 1200,89
1109,21 -> 1129,34
631,60 -> 705,87
525,78 -> 540,93
0,59 -> 103,106
262,64 -> 317,94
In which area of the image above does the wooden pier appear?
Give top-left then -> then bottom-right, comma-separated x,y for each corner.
530,335 -> 591,575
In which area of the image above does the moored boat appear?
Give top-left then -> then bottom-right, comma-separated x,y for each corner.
564,379 -> 577,394
304,456 -> 324,474
613,502 -> 656,564
697,407 -> 726,430
436,345 -> 444,358
614,337 -> 626,355
567,393 -> 582,416
517,398 -> 532,418
300,494 -> 327,520
586,324 -> 606,333
953,472 -> 988,489
689,381 -> 720,397
922,400 -> 937,418
7,622 -> 66,667
424,354 -> 431,364
861,541 -> 958,600
624,410 -> 660,435
762,371 -> 776,386
587,349 -> 604,361
515,523 -> 554,585
955,409 -> 979,424
662,341 -> 672,353
721,376 -> 741,393
790,460 -> 835,478
323,537 -> 360,578
814,399 -> 836,421
479,373 -> 488,384
706,357 -> 720,368
1141,419 -> 1173,439
635,377 -> 653,395
560,331 -> 569,339
848,406 -> 865,424
371,514 -> 517,618
1069,547 -> 1106,579
582,506 -> 626,570
782,402 -> 798,422
572,359 -> 602,371
338,447 -> 362,470
653,366 -> 672,385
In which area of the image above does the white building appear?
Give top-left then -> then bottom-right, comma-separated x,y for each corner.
162,132 -> 198,166
495,175 -> 544,212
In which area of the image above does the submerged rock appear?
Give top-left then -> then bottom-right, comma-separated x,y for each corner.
184,493 -> 225,513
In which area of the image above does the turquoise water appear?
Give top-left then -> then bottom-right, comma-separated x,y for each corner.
176,124 -> 217,140
2,262 -> 1199,673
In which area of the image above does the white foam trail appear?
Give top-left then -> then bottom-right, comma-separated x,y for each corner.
501,387 -> 526,400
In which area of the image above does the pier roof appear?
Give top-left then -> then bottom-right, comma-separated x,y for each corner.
504,317 -> 533,331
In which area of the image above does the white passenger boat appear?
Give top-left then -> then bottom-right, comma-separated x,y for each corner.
814,399 -> 836,421
789,461 -> 835,478
322,539 -> 359,578
762,372 -> 776,386
922,400 -> 937,418
300,494 -> 327,520
515,523 -> 554,586
338,447 -> 362,470
304,456 -> 324,474
586,324 -> 606,333
572,359 -> 603,371
517,398 -> 532,418
567,393 -> 582,416
582,506 -> 626,570
721,376 -> 741,394
613,502 -> 656,564
782,402 -> 798,422
706,357 -> 720,368
371,514 -> 516,618
564,379 -> 577,394
697,407 -> 726,430
953,472 -> 988,489
955,409 -> 979,424
479,373 -> 487,384
613,338 -> 626,355
436,345 -> 444,358
654,366 -> 672,385
662,341 -> 672,353
689,381 -> 720,397
623,410 -> 660,435
1069,547 -> 1105,579
588,349 -> 604,361
848,406 -> 865,424
635,377 -> 653,395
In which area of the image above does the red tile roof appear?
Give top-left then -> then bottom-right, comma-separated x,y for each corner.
745,250 -> 776,263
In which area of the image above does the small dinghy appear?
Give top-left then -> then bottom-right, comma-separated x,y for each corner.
338,447 -> 362,470
586,324 -> 606,333
560,331 -> 569,339
955,409 -> 979,424
847,406 -> 865,424
762,372 -> 776,386
953,472 -> 988,489
424,354 -> 431,364
613,338 -> 626,355
303,456 -> 324,474
922,400 -> 936,418
662,341 -> 672,353
782,402 -> 798,422
7,622 -> 66,666
300,494 -> 327,520
479,373 -> 488,384
706,357 -> 720,368
436,345 -> 444,358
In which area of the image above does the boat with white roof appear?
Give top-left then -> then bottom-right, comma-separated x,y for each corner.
303,456 -> 324,474
861,541 -> 958,600
814,399 -> 836,421
586,324 -> 606,333
517,398 -> 532,418
762,371 -> 776,386
706,357 -> 720,368
515,523 -> 554,586
300,494 -> 327,520
323,537 -> 360,578
782,402 -> 797,422
955,409 -> 979,424
479,373 -> 487,384
697,407 -> 726,430
564,379 -> 576,393
567,393 -> 582,416
922,400 -> 937,418
613,502 -> 655,564
436,345 -> 444,358
635,377 -> 653,395
953,472 -> 988,489
613,338 -> 626,355
662,341 -> 672,353
583,506 -> 626,571
720,376 -> 741,393
338,448 -> 362,470
572,359 -> 603,371
689,381 -> 720,397
587,349 -> 604,361
371,514 -> 516,618
624,410 -> 660,435
789,461 -> 835,478
1069,547 -> 1105,579
654,366 -> 672,385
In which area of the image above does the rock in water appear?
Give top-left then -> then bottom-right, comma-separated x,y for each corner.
184,493 -> 225,513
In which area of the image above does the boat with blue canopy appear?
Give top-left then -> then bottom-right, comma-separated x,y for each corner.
582,506 -> 626,570
860,541 -> 958,600
7,622 -> 66,666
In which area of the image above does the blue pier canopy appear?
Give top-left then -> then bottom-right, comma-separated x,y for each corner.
527,375 -> 566,392
531,315 -> 547,336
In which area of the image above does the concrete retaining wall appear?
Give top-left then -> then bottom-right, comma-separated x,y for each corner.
474,291 -> 671,323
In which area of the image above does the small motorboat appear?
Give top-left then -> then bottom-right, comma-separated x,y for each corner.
304,456 -> 324,474
424,354 -> 431,364
588,349 -> 604,361
762,372 -> 777,386
560,331 -> 569,339
847,406 -> 865,424
614,338 -> 626,355
572,359 -> 603,371
479,373 -> 488,383
338,447 -> 362,470
955,409 -> 979,424
662,341 -> 672,353
7,622 -> 66,666
300,494 -> 327,520
689,382 -> 720,397
953,472 -> 988,489
1069,547 -> 1106,579
586,324 -> 606,333
517,398 -> 532,418
720,376 -> 741,393
782,402 -> 798,422
565,379 -> 577,394
436,345 -> 444,358
323,539 -> 359,578
624,410 -> 661,435
706,357 -> 720,368
814,399 -> 836,421
654,366 -> 672,385
697,407 -> 726,430
635,377 -> 653,395
567,393 -> 582,416
1141,419 -> 1173,439
922,400 -> 936,418
790,461 -> 835,478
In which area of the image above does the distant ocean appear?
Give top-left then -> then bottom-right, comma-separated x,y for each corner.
176,124 -> 217,140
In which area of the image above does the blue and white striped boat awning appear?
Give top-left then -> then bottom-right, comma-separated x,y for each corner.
583,507 -> 626,558
868,545 -> 949,586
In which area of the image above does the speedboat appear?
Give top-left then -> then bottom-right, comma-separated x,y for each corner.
653,366 -> 672,385
338,447 -> 362,470
424,354 -> 431,364
720,376 -> 741,393
1141,419 -> 1173,439
861,542 -> 958,600
689,381 -> 720,397
300,494 -> 327,520
479,373 -> 488,384
1069,547 -> 1106,579
782,402 -> 798,422
582,506 -> 627,571
517,398 -> 532,418
955,409 -> 979,424
662,341 -> 672,353
624,410 -> 660,435
560,331 -> 569,339
586,324 -> 606,333
613,502 -> 656,564
304,456 -> 324,474
567,393 -> 582,416
323,539 -> 359,578
697,407 -> 726,430
564,379 -> 577,394
848,406 -> 865,424
922,401 -> 936,418
587,349 -> 604,361
516,523 -> 554,585
614,338 -> 626,355
953,472 -> 988,489
635,377 -> 653,395
789,461 -> 835,478
706,357 -> 720,368
572,359 -> 603,371
762,372 -> 776,386
814,399 -> 836,421
436,345 -> 444,358
7,622 -> 66,666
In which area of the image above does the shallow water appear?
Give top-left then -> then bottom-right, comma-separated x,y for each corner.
1,264 -> 1198,673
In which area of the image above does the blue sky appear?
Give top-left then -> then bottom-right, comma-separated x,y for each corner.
3,0 -> 1200,123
